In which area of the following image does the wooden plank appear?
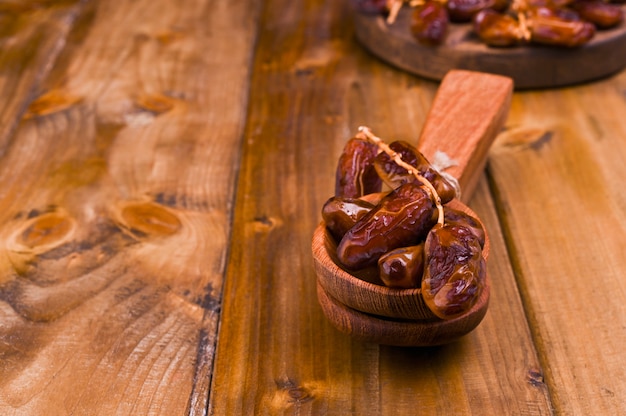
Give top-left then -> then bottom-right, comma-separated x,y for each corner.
0,0 -> 84,155
210,0 -> 551,413
488,73 -> 626,415
0,0 -> 260,414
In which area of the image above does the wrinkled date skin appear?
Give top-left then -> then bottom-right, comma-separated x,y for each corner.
528,9 -> 596,47
411,1 -> 450,45
374,141 -> 456,203
474,9 -> 524,46
378,244 -> 425,288
322,197 -> 375,241
443,206 -> 486,247
422,224 -> 486,319
335,137 -> 383,198
570,0 -> 624,29
337,182 -> 438,270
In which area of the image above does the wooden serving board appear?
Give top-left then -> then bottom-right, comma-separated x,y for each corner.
354,6 -> 626,89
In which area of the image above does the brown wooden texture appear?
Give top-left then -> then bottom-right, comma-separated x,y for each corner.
0,0 -> 259,414
353,5 -> 626,89
488,76 -> 626,415
0,0 -> 84,154
417,70 -> 513,203
211,0 -> 551,414
1,0 -> 625,414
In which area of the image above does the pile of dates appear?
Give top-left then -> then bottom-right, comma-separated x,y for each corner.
353,0 -> 624,47
322,130 -> 486,319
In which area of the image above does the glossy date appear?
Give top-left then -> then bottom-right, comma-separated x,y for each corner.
422,224 -> 486,319
337,182 -> 438,270
335,137 -> 383,198
473,9 -> 524,46
410,1 -> 449,45
374,140 -> 457,203
378,244 -> 425,288
569,0 -> 624,29
322,197 -> 375,241
528,7 -> 596,47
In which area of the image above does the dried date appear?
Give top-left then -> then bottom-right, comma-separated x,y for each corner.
337,182 -> 438,270
528,10 -> 596,47
422,224 -> 486,319
443,206 -> 485,247
410,1 -> 450,45
378,244 -> 425,288
322,197 -> 375,241
474,9 -> 524,46
569,0 -> 624,28
335,137 -> 383,198
374,140 -> 457,203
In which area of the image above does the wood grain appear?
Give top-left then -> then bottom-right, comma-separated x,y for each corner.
0,0 -> 260,414
353,5 -> 626,89
211,0 -> 551,413
488,74 -> 626,415
0,0 -> 84,155
417,70 -> 513,202
1,0 -> 624,414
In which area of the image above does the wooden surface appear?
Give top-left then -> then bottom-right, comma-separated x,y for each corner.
354,5 -> 626,89
0,0 -> 624,415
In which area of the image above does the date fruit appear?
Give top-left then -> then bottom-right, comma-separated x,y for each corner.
322,197 -> 375,241
374,140 -> 457,203
569,0 -> 624,29
528,9 -> 596,47
422,224 -> 486,319
335,137 -> 383,198
443,206 -> 486,248
337,182 -> 438,270
474,9 -> 524,46
378,244 -> 425,288
411,1 -> 449,45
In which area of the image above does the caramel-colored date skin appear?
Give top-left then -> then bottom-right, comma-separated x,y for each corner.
337,183 -> 437,270
411,1 -> 449,45
322,197 -> 375,241
335,137 -> 383,198
473,9 -> 522,47
443,206 -> 486,247
529,11 -> 596,47
378,244 -> 425,288
570,0 -> 624,29
374,141 -> 456,203
422,224 -> 486,319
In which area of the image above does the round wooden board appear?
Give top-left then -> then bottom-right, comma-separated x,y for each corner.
353,6 -> 626,89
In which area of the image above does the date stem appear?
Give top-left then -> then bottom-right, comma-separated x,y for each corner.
357,126 -> 445,226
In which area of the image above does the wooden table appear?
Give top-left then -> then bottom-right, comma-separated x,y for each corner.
1,1 -> 624,414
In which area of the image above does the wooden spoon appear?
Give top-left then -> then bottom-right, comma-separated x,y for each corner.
312,70 -> 513,346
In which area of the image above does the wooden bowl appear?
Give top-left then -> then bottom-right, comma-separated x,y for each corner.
313,199 -> 490,321
312,199 -> 491,346
316,280 -> 490,347
311,70 -> 513,346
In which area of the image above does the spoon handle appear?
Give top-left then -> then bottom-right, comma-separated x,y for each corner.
417,70 -> 513,203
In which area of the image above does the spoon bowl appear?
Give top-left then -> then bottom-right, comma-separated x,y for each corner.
311,70 -> 513,346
